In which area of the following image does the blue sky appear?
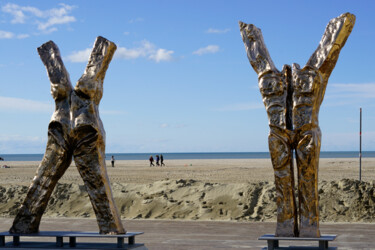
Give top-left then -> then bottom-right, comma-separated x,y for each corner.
0,0 -> 374,154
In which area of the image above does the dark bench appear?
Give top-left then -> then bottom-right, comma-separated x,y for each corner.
258,234 -> 337,250
0,231 -> 143,248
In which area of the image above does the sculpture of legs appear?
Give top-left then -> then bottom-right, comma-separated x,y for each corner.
10,37 -> 125,235
73,126 -> 125,234
10,125 -> 72,233
295,128 -> 321,237
268,131 -> 298,237
240,13 -> 355,238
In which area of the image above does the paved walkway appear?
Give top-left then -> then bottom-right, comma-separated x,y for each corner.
1,218 -> 374,249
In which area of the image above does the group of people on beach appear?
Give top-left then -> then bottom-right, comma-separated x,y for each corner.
149,154 -> 165,167
110,155 -> 165,168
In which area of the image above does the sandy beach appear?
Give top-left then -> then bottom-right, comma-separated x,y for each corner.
1,158 -> 374,185
0,158 -> 374,224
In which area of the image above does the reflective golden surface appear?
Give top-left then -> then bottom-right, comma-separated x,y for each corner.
10,37 -> 125,235
239,13 -> 355,237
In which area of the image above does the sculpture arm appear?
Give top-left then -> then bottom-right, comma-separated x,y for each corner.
37,41 -> 73,101
75,36 -> 117,104
239,21 -> 278,76
306,13 -> 355,82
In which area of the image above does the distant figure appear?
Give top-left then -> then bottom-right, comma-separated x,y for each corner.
156,155 -> 160,166
0,157 -> 4,161
149,155 -> 155,167
111,155 -> 115,168
160,154 -> 165,166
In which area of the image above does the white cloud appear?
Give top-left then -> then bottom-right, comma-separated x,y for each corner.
0,30 -> 14,39
206,28 -> 230,34
123,31 -> 130,35
1,3 -> 76,34
193,45 -> 219,55
0,30 -> 29,39
115,40 -> 153,59
37,15 -> 76,31
65,48 -> 91,63
67,40 -> 175,63
214,103 -> 263,111
0,96 -> 53,113
149,48 -> 174,62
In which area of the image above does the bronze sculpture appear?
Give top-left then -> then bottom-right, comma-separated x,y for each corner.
239,13 -> 355,237
10,36 -> 125,235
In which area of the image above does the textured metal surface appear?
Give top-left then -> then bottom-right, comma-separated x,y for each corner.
9,36 -> 125,235
239,13 -> 355,237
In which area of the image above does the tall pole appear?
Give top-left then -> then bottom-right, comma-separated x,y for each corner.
359,108 -> 362,181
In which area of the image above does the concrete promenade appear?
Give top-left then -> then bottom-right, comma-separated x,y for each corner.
1,218 -> 374,249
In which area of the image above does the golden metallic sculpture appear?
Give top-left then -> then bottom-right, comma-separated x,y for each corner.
239,13 -> 355,237
10,36 -> 125,235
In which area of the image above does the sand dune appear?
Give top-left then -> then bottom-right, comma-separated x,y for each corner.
0,179 -> 374,223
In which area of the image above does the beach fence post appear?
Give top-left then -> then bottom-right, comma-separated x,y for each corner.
359,107 -> 362,181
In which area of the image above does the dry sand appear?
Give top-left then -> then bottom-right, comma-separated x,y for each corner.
0,158 -> 374,223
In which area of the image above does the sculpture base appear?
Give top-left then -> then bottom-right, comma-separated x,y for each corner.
258,234 -> 337,250
0,231 -> 144,249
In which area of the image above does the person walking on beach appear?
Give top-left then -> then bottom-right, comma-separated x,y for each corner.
111,155 -> 115,168
160,154 -> 165,166
149,155 -> 155,167
156,155 -> 160,166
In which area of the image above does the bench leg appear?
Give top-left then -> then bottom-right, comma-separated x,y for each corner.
13,236 -> 20,246
267,239 -> 278,250
69,237 -> 76,247
0,236 -> 5,246
128,236 -> 135,245
56,236 -> 63,247
117,237 -> 124,248
319,240 -> 328,250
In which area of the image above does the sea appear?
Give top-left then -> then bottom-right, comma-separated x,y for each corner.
1,151 -> 374,161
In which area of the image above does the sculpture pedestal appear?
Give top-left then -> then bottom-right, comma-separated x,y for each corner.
0,231 -> 144,249
258,234 -> 337,250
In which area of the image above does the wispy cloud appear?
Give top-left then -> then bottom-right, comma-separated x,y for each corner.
325,83 -> 375,106
159,123 -> 187,129
149,48 -> 174,62
128,17 -> 144,24
1,3 -> 76,34
206,28 -> 230,34
0,96 -> 53,113
322,131 -> 375,151
160,123 -> 168,128
101,110 -> 127,115
0,134 -> 47,154
214,102 -> 263,111
193,45 -> 219,55
0,30 -> 13,39
329,83 -> 375,98
65,48 -> 91,63
0,30 -> 29,39
66,40 -> 175,63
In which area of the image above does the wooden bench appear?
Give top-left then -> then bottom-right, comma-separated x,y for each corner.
0,231 -> 144,249
258,234 -> 337,249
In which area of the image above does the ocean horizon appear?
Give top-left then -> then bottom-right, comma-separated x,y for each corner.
0,151 -> 374,162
